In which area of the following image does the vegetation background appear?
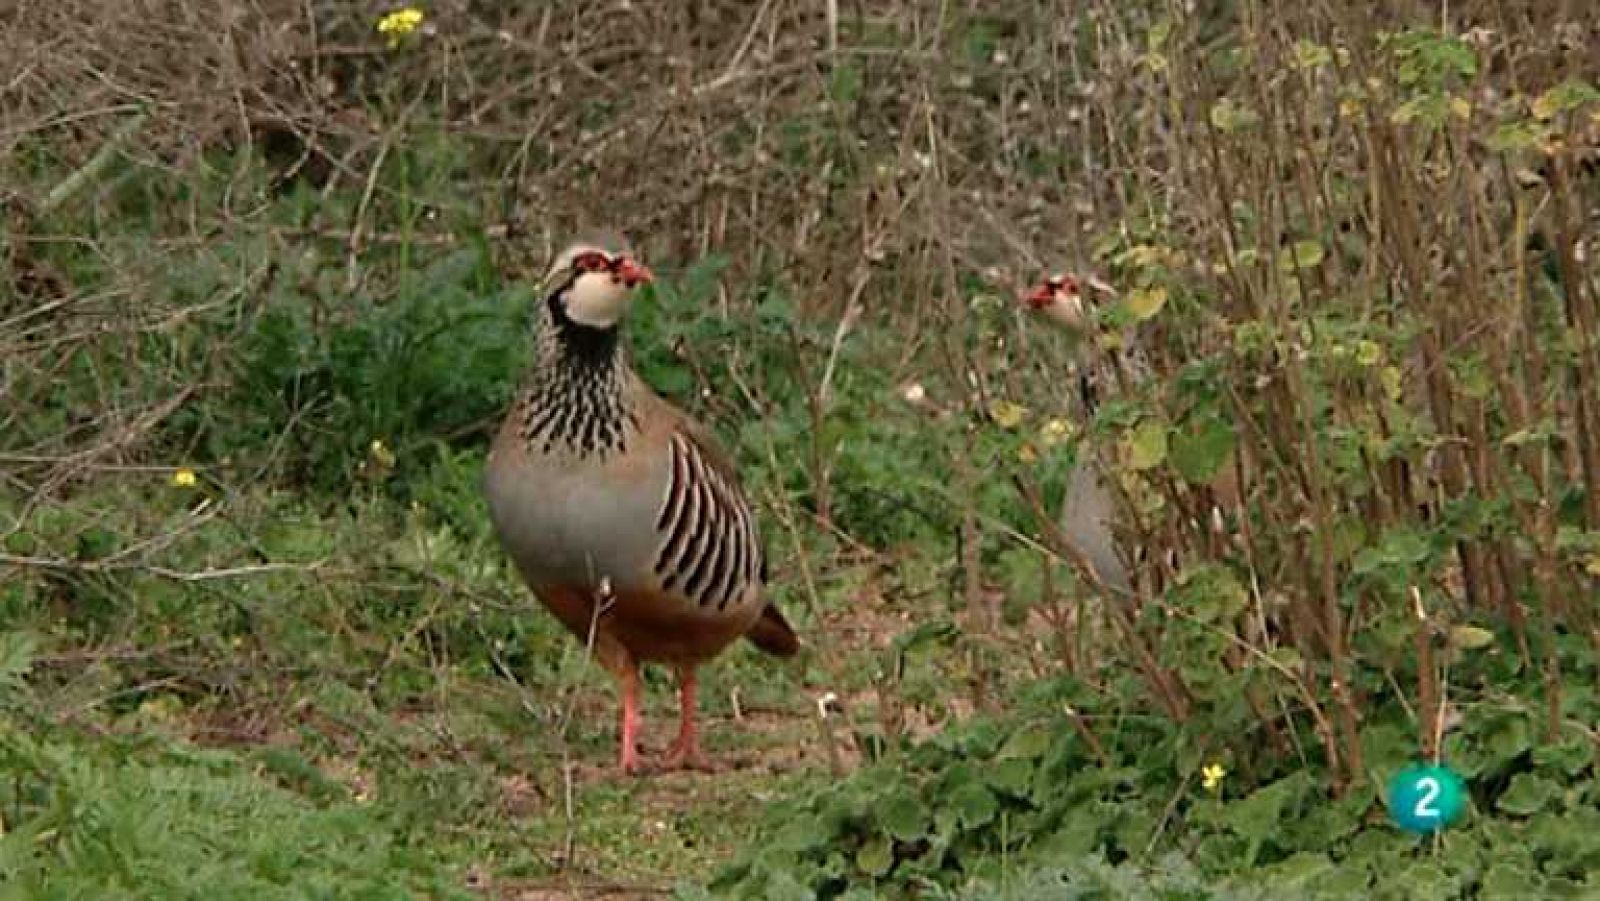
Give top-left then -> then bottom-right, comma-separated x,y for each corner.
3,0 -> 1598,897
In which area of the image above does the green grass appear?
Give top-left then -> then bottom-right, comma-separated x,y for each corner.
7,1 -> 1600,898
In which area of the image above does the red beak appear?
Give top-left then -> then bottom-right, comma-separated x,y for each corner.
614,257 -> 654,287
1023,283 -> 1055,309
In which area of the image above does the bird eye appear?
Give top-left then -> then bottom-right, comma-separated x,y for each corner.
573,251 -> 611,272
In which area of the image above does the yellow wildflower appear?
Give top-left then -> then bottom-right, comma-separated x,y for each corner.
377,7 -> 425,47
363,439 -> 397,478
1201,762 -> 1227,792
1040,417 -> 1073,447
988,400 -> 1028,430
170,467 -> 198,488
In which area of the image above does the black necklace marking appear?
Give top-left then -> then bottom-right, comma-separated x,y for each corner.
515,288 -> 636,457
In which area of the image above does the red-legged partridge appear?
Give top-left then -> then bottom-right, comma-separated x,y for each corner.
485,234 -> 799,775
1023,273 -> 1241,594
1023,273 -> 1140,595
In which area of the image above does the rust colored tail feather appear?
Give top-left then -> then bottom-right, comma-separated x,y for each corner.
745,602 -> 799,657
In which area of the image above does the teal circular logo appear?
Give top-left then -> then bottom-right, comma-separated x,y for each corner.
1386,763 -> 1467,835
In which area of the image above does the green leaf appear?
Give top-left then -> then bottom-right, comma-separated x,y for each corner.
1126,285 -> 1168,321
987,758 -> 1035,797
1484,715 -> 1532,765
946,782 -> 998,830
1210,98 -> 1260,132
879,791 -> 928,843
1448,625 -> 1496,650
1170,416 -> 1237,484
854,835 -> 893,877
1291,40 -> 1333,69
997,723 -> 1053,761
1275,240 -> 1325,273
1125,422 -> 1169,471
1532,78 -> 1600,120
1496,773 -> 1559,816
1264,647 -> 1303,671
1171,564 -> 1249,623
1532,739 -> 1592,778
1222,772 -> 1311,848
0,631 -> 37,686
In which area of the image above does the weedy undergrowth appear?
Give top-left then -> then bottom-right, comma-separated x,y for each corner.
4,0 -> 1600,897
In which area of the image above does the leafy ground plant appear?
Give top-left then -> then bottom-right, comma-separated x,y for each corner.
5,0 -> 1600,898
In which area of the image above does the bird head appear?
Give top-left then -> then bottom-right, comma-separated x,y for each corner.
543,235 -> 654,330
1021,272 -> 1088,333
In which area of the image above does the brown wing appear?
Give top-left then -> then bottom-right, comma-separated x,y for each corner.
644,397 -> 800,655
651,425 -> 764,612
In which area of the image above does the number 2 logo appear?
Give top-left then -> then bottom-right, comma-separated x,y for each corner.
1413,776 -> 1441,819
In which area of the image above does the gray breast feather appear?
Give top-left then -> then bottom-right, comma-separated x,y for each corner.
484,450 -> 665,592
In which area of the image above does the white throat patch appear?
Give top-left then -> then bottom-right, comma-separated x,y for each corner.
564,270 -> 631,328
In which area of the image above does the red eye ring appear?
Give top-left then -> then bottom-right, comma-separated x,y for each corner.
573,251 -> 612,273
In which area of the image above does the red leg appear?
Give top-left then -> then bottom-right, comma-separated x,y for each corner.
664,666 -> 714,771
618,662 -> 643,774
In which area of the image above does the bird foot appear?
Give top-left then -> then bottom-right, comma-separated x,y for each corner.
661,740 -> 717,773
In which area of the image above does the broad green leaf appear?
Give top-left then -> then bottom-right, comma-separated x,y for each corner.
946,782 -> 998,830
1126,285 -> 1168,320
1210,98 -> 1260,132
1125,422 -> 1169,471
1485,715 -> 1532,765
997,722 -> 1053,761
987,758 -> 1035,796
1265,646 -> 1303,671
0,631 -> 37,685
1291,40 -> 1333,70
878,790 -> 928,843
1532,739 -> 1592,778
1276,240 -> 1325,273
855,835 -> 893,877
1172,564 -> 1248,623
1532,78 -> 1600,121
1170,417 -> 1237,484
1449,625 -> 1496,650
1496,773 -> 1558,816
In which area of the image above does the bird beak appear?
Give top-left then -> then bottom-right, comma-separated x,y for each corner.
614,257 -> 654,287
1023,283 -> 1056,309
